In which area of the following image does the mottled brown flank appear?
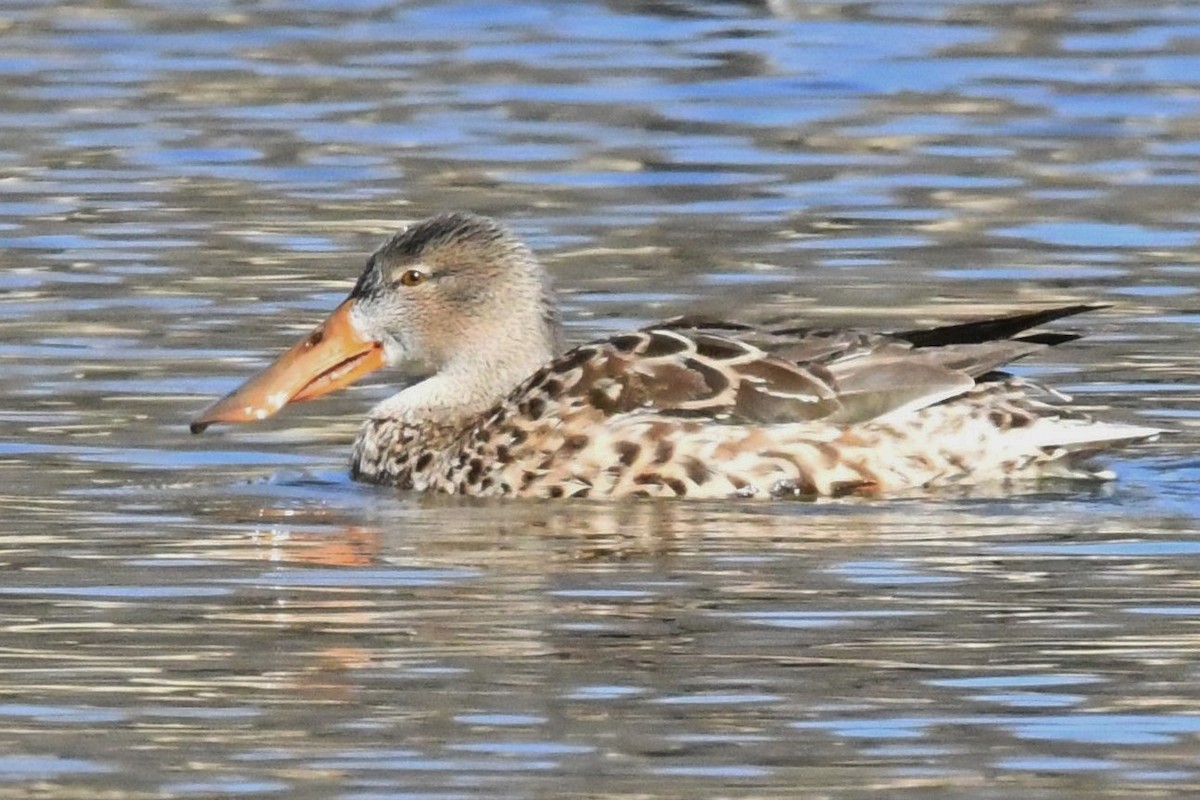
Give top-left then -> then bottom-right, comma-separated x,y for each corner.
337,220 -> 1154,501
362,359 -> 1142,496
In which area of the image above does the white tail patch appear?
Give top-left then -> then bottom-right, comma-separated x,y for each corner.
1020,418 -> 1164,452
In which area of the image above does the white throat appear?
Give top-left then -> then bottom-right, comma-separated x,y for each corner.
368,333 -> 555,425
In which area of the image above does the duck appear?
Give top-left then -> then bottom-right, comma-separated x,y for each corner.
191,212 -> 1160,499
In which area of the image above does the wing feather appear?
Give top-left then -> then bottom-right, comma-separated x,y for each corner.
520,305 -> 1099,428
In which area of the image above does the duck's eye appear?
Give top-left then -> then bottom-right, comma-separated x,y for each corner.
398,269 -> 426,287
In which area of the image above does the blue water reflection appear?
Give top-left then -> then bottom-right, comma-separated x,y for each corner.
2,0 -> 1200,798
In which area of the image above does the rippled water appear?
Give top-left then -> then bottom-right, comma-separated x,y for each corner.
4,0 -> 1200,796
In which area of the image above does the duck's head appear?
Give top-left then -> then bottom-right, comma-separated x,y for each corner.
191,212 -> 562,433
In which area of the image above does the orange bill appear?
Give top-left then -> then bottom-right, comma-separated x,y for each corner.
191,298 -> 385,433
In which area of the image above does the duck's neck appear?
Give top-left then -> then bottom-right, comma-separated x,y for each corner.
372,325 -> 558,425
350,340 -> 556,488
368,368 -> 512,426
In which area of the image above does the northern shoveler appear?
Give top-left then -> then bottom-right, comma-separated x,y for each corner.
191,212 -> 1160,499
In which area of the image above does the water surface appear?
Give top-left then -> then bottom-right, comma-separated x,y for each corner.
3,0 -> 1200,797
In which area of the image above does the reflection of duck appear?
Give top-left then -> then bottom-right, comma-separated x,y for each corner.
192,212 -> 1159,499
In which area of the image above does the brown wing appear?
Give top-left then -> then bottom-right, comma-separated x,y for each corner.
509,306 -> 1096,427
509,327 -> 937,426
636,322 -> 979,425
584,328 -> 845,423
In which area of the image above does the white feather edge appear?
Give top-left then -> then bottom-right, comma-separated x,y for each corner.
1018,418 -> 1165,450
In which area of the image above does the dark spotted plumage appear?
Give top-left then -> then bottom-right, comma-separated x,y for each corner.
351,303 -> 1160,498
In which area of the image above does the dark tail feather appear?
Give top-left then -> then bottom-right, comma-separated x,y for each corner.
896,304 -> 1107,348
1016,332 -> 1083,346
